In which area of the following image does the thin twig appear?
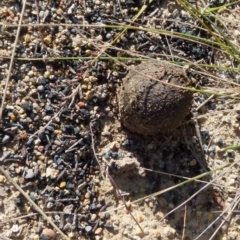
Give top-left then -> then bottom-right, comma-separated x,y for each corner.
182,204 -> 187,240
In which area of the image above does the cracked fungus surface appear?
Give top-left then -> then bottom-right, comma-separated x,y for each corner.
118,60 -> 193,135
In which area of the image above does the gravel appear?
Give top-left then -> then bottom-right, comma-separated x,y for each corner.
0,0 -> 240,240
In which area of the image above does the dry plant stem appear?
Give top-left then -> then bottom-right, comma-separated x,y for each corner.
106,170 -> 144,234
181,204 -> 187,240
0,166 -> 69,240
0,0 -> 27,120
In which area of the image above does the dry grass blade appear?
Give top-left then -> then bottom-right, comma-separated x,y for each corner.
181,204 -> 187,240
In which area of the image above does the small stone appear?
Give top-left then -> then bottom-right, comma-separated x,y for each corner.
85,192 -> 91,199
44,71 -> 51,78
96,34 -> 102,41
2,135 -> 10,143
37,85 -> 45,92
38,145 -> 44,152
189,159 -> 197,166
78,101 -> 86,108
85,49 -> 92,56
149,202 -> 154,208
104,212 -> 110,219
0,175 -> 6,183
95,0 -> 102,5
91,213 -> 97,222
68,232 -> 74,238
94,227 -> 103,235
164,226 -> 176,238
22,101 -> 33,112
44,35 -> 52,45
85,90 -> 94,100
85,225 -> 92,234
24,34 -> 31,43
46,168 -> 59,179
56,8 -> 63,15
24,169 -> 35,179
137,215 -> 144,223
227,150 -> 235,158
98,212 -> 105,220
59,181 -> 66,188
11,223 -> 19,233
106,33 -> 113,39
41,228 -> 57,239
33,234 -> 40,240
45,105 -> 54,113
217,138 -> 224,147
83,199 -> 90,205
208,145 -> 216,157
18,177 -> 25,184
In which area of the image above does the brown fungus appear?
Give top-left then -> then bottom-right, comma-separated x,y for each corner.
118,60 -> 193,135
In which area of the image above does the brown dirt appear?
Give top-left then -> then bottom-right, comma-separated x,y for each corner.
118,60 -> 193,135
